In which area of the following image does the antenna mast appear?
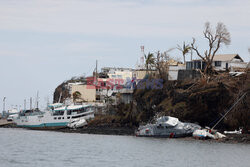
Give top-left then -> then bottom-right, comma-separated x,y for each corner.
139,46 -> 145,69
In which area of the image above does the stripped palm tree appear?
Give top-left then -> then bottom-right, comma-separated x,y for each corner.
144,52 -> 155,74
177,42 -> 191,64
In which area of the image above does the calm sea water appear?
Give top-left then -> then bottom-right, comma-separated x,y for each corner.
0,128 -> 249,167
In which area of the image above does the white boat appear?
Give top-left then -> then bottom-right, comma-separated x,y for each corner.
67,117 -> 88,128
135,116 -> 201,138
193,129 -> 226,139
14,104 -> 95,129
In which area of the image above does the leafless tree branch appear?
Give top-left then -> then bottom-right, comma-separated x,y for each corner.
191,22 -> 231,76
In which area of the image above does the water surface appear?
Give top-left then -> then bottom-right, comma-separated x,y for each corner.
0,128 -> 249,167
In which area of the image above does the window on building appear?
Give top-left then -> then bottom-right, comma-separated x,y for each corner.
186,62 -> 192,70
215,61 -> 221,67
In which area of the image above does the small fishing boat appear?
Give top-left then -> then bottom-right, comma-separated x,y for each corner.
135,116 -> 201,138
14,104 -> 95,129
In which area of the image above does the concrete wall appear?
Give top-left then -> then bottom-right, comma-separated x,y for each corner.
230,62 -> 248,70
71,84 -> 96,102
177,70 -> 201,80
132,70 -> 157,80
168,65 -> 186,80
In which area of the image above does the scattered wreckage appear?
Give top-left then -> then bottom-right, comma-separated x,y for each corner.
193,128 -> 226,139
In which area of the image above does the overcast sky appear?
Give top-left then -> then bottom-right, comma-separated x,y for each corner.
0,0 -> 250,111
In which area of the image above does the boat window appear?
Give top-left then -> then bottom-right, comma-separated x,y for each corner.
157,124 -> 164,129
58,117 -> 61,120
67,110 -> 72,115
79,108 -> 85,114
72,108 -> 85,114
54,117 -> 57,120
53,110 -> 64,116
62,117 -> 64,119
86,107 -> 93,112
67,117 -> 70,119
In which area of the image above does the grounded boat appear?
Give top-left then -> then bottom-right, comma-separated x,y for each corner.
135,116 -> 201,138
14,103 -> 95,129
67,117 -> 88,129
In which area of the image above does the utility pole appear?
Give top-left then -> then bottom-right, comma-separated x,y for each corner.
3,97 -> 6,112
96,60 -> 98,81
95,60 -> 98,90
191,49 -> 193,69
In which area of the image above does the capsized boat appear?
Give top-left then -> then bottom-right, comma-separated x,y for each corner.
14,104 -> 95,129
135,116 -> 201,138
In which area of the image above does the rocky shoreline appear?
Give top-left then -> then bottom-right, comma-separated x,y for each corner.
1,122 -> 249,144
58,126 -> 136,136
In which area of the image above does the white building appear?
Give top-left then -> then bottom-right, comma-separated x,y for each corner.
212,54 -> 247,71
101,67 -> 133,85
186,54 -> 248,71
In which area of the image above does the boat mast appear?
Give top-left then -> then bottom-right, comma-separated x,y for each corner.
36,91 -> 39,109
24,99 -> 26,110
30,97 -> 32,110
211,92 -> 248,130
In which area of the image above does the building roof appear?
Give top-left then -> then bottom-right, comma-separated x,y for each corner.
213,54 -> 243,62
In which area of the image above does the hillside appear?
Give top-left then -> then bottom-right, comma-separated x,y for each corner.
132,70 -> 250,131
53,71 -> 250,132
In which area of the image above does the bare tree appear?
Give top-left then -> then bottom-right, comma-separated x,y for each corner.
154,48 -> 174,80
191,22 -> 231,75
